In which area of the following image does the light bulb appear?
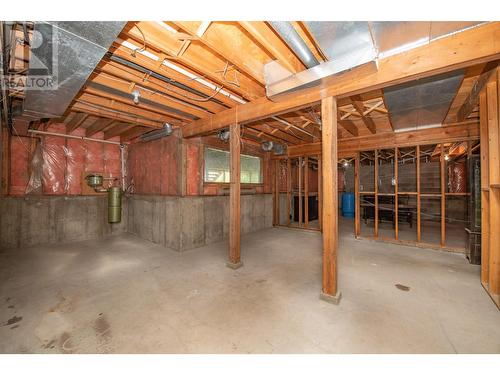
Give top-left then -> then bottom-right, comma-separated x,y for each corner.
132,89 -> 141,105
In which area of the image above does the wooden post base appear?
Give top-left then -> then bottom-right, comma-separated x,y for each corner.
226,261 -> 244,270
319,291 -> 342,305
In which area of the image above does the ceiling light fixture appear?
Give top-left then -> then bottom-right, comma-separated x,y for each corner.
132,89 -> 141,105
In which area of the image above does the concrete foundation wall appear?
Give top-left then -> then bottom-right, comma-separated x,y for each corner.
0,196 -> 127,249
127,194 -> 273,251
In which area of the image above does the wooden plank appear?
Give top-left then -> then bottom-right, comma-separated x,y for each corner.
479,89 -> 490,285
182,22 -> 500,138
417,145 -> 421,242
103,122 -> 133,139
298,156 -> 303,227
487,71 -> 500,298
440,143 -> 446,247
66,113 -> 88,134
351,95 -> 376,134
286,122 -> 480,158
172,21 -> 266,85
374,150 -> 379,238
86,118 -> 115,137
305,156 -> 309,228
287,158 -> 291,227
354,152 -> 360,237
320,96 -> 340,301
338,119 -> 358,137
394,147 -> 399,240
318,155 -> 322,231
228,122 -> 242,267
238,21 -> 304,74
273,159 -> 280,226
456,61 -> 498,122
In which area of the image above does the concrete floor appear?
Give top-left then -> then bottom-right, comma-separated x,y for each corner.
1,219 -> 499,353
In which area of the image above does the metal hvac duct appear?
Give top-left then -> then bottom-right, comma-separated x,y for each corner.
269,21 -> 319,69
140,123 -> 173,142
383,69 -> 465,131
265,21 -> 485,100
22,21 -> 126,120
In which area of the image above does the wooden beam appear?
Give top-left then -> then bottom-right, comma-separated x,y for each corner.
305,156 -> 309,228
86,118 -> 115,137
319,96 -> 341,304
416,145 -> 421,242
456,61 -> 499,122
239,21 -> 303,74
172,21 -> 265,85
104,123 -> 133,140
318,155 -> 322,231
298,156 -> 303,227
486,71 -> 500,302
440,143 -> 446,247
183,22 -> 500,138
227,122 -> 242,268
273,159 -> 280,226
354,152 -> 360,237
351,95 -> 376,134
71,102 -> 163,129
479,89 -> 489,286
287,158 -> 291,226
120,126 -> 148,142
338,118 -> 359,137
66,113 -> 88,134
394,147 -> 399,240
374,150 -> 379,238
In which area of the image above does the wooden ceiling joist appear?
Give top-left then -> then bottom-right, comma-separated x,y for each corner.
66,113 -> 88,134
171,21 -> 266,85
182,22 -> 500,138
85,118 -> 115,137
350,95 -> 377,134
125,22 -> 265,100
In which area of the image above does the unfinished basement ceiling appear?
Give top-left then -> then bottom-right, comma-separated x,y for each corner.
23,21 -> 126,120
267,21 -> 484,98
383,70 -> 465,131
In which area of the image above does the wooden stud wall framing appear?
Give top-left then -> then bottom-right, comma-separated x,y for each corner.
480,67 -> 500,308
354,152 -> 360,237
354,139 -> 475,254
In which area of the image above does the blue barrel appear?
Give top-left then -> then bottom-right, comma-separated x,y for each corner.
342,192 -> 355,218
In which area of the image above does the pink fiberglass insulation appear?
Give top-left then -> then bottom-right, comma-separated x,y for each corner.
9,136 -> 30,195
42,123 -> 67,195
65,127 -> 86,195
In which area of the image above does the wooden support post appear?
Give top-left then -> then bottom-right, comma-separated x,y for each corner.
354,152 -> 360,237
319,96 -> 341,304
318,155 -> 323,231
227,122 -> 242,269
273,159 -> 280,226
440,143 -> 446,247
287,158 -> 291,227
298,156 -> 303,227
416,145 -> 421,242
374,150 -> 379,238
305,156 -> 309,228
394,147 -> 399,240
486,71 -> 500,302
479,89 -> 490,286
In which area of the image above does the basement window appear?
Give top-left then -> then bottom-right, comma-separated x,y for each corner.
204,147 -> 262,184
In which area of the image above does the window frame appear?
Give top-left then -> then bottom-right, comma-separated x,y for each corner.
202,145 -> 264,186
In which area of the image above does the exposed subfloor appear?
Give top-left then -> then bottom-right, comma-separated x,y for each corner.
1,220 -> 499,354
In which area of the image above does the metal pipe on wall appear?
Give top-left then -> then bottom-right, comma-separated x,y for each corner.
28,129 -> 122,145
